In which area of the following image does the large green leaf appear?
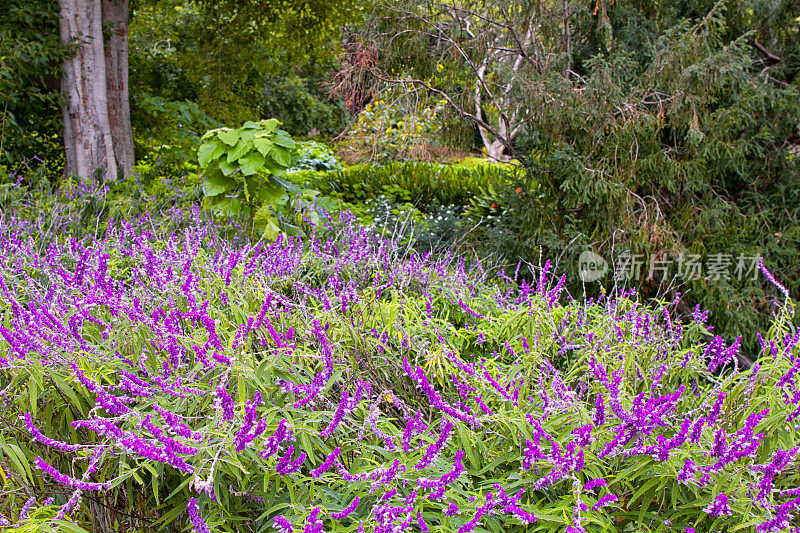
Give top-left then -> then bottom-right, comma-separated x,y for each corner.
226,139 -> 252,164
270,147 -> 291,167
273,131 -> 296,149
259,183 -> 289,207
239,151 -> 266,176
253,137 -> 274,158
211,197 -> 243,217
262,158 -> 287,177
198,141 -> 224,167
217,129 -> 240,146
203,174 -> 235,197
261,118 -> 280,133
218,158 -> 238,177
262,216 -> 282,241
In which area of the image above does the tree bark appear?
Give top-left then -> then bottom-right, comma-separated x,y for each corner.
102,0 -> 134,179
59,0 -> 133,181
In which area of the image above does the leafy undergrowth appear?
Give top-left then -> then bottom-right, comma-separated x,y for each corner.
0,208 -> 798,533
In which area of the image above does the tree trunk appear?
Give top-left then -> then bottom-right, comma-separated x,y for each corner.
102,0 -> 134,179
59,0 -> 133,181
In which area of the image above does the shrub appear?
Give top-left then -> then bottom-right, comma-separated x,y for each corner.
491,7 -> 800,352
287,141 -> 344,173
0,205 -> 799,532
198,119 -> 327,239
336,97 -> 456,164
317,161 -> 517,217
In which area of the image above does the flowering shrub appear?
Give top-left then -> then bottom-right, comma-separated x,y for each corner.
0,206 -> 798,532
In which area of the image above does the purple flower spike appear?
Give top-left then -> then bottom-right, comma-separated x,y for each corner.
703,493 -> 732,517
273,516 -> 293,533
187,497 -> 211,533
34,457 -> 109,491
330,497 -> 360,520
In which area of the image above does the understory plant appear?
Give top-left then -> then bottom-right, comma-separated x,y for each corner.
0,205 -> 798,532
198,119 -> 326,239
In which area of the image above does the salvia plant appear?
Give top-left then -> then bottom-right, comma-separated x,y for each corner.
0,202 -> 798,533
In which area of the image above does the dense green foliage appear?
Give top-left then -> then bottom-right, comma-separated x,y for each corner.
0,0 -> 69,174
129,0 -> 357,137
494,3 -> 800,352
317,160 -> 514,215
362,0 -> 800,350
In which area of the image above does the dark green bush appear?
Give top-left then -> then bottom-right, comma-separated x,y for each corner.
489,7 -> 800,353
317,161 -> 517,216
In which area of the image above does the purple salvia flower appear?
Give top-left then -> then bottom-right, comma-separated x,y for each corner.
417,450 -> 465,498
593,494 -> 618,510
311,447 -> 341,478
304,507 -> 323,533
414,419 -> 454,469
759,258 -> 791,300
18,496 -> 36,521
444,501 -> 460,516
233,393 -> 265,451
756,497 -> 800,532
275,445 -> 306,475
584,478 -> 606,491
703,493 -> 732,516
187,497 -> 211,533
593,393 -> 605,426
754,447 -> 799,501
330,497 -> 360,520
24,413 -> 83,452
706,392 -> 725,427
458,492 -> 496,533
34,457 -> 109,491
417,511 -> 429,532
214,385 -> 235,421
678,459 -> 696,484
273,516 -> 293,533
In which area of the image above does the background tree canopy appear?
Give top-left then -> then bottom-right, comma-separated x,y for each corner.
358,0 -> 800,354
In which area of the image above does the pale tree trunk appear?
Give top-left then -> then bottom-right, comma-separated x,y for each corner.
59,0 -> 133,181
102,0 -> 134,179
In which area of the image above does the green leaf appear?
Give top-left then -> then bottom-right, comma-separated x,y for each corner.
242,121 -> 261,129
227,139 -> 252,164
211,197 -> 243,217
198,141 -> 224,168
270,147 -> 291,167
259,184 -> 289,207
203,174 -> 235,197
273,131 -> 296,149
253,137 -> 274,157
262,216 -> 281,241
218,129 -> 240,146
218,158 -> 238,177
239,151 -> 266,176
261,118 -> 280,133
29,376 -> 38,415
262,158 -> 287,177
